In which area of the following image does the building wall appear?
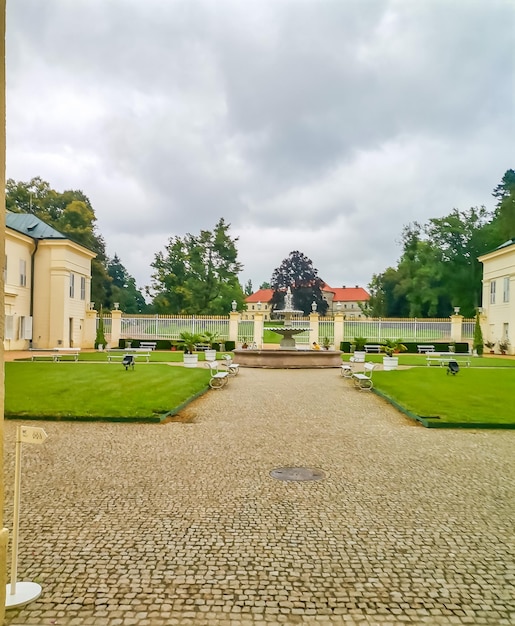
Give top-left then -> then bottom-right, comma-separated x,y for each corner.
480,244 -> 515,351
4,231 -> 94,350
33,240 -> 94,348
4,230 -> 33,350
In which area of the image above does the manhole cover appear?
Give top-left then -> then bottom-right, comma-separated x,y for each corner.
270,467 -> 325,482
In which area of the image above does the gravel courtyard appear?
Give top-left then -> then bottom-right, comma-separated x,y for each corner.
3,367 -> 515,625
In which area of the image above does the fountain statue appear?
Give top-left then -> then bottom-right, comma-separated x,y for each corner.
234,286 -> 341,368
267,287 -> 310,349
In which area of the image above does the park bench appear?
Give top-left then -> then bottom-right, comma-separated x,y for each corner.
426,352 -> 471,367
220,354 -> 240,376
138,342 -> 157,351
106,349 -> 151,363
352,362 -> 375,390
364,344 -> 382,353
340,362 -> 354,378
195,343 -> 210,351
417,344 -> 435,353
205,361 -> 229,389
30,348 -> 80,362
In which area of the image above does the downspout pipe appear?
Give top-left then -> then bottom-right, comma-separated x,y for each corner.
29,239 -> 39,348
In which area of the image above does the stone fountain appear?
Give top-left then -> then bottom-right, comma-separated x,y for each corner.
267,287 -> 309,349
234,287 -> 342,368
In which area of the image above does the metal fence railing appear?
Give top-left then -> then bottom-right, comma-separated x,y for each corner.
100,315 -> 475,346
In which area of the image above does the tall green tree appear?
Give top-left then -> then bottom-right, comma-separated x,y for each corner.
492,169 -> 515,242
148,218 -> 245,314
270,251 -> 328,316
106,254 -> 147,313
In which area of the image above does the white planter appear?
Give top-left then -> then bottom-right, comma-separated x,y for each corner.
204,349 -> 217,362
353,351 -> 366,363
383,356 -> 399,371
183,353 -> 199,368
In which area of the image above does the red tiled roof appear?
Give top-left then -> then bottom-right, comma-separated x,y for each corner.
327,287 -> 370,302
245,289 -> 274,303
245,286 -> 369,303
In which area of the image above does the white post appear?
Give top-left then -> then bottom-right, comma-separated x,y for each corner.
6,425 -> 47,607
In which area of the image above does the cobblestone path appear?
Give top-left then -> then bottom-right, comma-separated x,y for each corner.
4,368 -> 515,625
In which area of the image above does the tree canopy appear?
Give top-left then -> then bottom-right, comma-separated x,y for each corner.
367,170 -> 514,318
148,218 -> 245,314
270,250 -> 328,316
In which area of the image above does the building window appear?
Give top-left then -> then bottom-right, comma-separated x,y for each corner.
80,276 -> 86,300
19,259 -> 26,287
490,281 -> 496,304
19,316 -> 33,340
503,277 -> 510,303
503,322 -> 509,339
70,273 -> 75,298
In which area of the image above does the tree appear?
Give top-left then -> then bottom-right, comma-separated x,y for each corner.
492,169 -> 515,242
473,311 -> 484,356
106,254 -> 147,313
259,281 -> 271,289
243,279 -> 253,296
148,218 -> 245,314
270,251 -> 328,316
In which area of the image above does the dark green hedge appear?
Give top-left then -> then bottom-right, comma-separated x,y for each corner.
339,341 -> 470,354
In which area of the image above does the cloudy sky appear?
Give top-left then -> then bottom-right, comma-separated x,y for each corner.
7,0 -> 514,295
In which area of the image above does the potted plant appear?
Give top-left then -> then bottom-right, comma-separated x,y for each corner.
322,336 -> 331,351
484,340 -> 495,354
498,339 -> 510,355
202,331 -> 220,362
179,331 -> 203,367
381,339 -> 407,371
241,337 -> 249,349
352,337 -> 367,362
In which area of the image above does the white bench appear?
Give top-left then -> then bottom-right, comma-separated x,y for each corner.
426,352 -> 471,367
139,342 -> 157,351
364,344 -> 382,353
221,354 -> 240,376
340,363 -> 354,378
30,348 -> 80,362
106,350 -> 151,363
352,363 -> 375,390
206,361 -> 229,389
418,345 -> 435,353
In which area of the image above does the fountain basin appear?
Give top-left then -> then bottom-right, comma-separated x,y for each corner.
234,349 -> 342,369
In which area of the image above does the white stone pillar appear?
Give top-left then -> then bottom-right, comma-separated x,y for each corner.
333,312 -> 345,350
229,311 -> 240,346
450,314 -> 463,344
309,312 -> 319,346
253,312 -> 264,349
110,309 -> 122,348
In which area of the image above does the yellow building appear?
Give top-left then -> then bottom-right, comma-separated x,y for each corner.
479,239 -> 515,353
4,211 -> 96,350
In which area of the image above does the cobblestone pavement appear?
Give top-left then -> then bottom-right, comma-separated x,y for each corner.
3,367 -> 515,626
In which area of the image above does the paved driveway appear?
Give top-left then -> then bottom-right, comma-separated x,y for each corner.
4,368 -> 515,625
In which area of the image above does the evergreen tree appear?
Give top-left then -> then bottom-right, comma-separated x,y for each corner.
148,218 -> 245,314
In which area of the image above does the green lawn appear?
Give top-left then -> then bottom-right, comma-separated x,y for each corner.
341,353 -> 515,368
5,363 -> 210,420
372,367 -> 515,425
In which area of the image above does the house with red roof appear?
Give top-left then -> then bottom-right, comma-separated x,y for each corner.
244,284 -> 370,320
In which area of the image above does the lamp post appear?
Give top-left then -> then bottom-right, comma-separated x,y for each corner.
311,301 -> 317,312
231,300 -> 237,312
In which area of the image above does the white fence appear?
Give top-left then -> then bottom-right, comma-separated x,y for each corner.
100,314 -> 475,346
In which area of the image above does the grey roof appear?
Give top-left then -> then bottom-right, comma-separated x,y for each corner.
495,238 -> 515,251
6,211 -> 67,240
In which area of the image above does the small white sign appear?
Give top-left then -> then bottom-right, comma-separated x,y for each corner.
19,427 -> 48,445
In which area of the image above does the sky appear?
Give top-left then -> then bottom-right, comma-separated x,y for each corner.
6,0 -> 515,296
